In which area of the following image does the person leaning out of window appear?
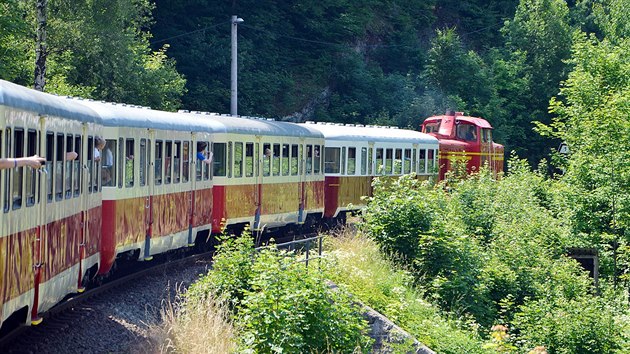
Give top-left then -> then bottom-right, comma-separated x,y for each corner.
0,151 -> 78,170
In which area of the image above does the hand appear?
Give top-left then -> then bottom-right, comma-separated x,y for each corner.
23,155 -> 46,168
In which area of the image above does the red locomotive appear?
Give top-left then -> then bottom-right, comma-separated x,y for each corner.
421,111 -> 504,179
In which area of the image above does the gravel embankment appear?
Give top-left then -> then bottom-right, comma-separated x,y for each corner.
4,259 -> 212,354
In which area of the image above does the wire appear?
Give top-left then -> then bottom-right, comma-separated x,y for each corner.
150,20 -> 231,45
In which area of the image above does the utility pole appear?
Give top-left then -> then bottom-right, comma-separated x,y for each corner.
231,15 -> 243,116
34,0 -> 48,91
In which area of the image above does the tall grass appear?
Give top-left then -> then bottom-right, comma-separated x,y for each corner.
323,228 -> 490,354
143,292 -> 235,354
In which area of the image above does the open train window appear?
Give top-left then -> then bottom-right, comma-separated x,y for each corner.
155,140 -> 163,185
181,141 -> 188,183
12,128 -> 24,210
347,147 -> 356,175
117,138 -> 124,188
376,148 -> 384,174
290,144 -> 298,176
403,149 -> 412,174
368,147 -> 373,175
272,144 -> 280,176
102,139 -> 116,188
87,136 -> 94,193
361,147 -> 367,175
281,144 -> 289,176
482,128 -> 492,143
418,149 -> 426,174
305,145 -> 313,175
394,149 -> 402,174
26,130 -> 37,206
165,140 -> 173,185
173,141 -> 181,183
234,142 -> 243,178
140,139 -> 147,186
213,142 -> 226,177
55,133 -> 64,200
65,135 -> 74,198
205,141 -> 211,180
227,142 -> 233,178
46,132 -> 54,201
74,135 -> 81,197
125,139 -> 135,187
3,129 -> 11,212
314,145 -> 322,175
324,147 -> 340,174
456,123 -> 477,142
428,149 -> 436,172
424,121 -> 440,134
385,149 -> 393,175
245,143 -> 254,177
262,143 -> 271,177
255,143 -> 260,177
341,147 -> 346,175
411,149 -> 416,174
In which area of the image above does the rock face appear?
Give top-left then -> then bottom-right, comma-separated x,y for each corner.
363,304 -> 435,354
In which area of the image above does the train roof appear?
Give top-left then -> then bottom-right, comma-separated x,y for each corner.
424,113 -> 494,129
0,80 -> 101,124
69,99 -> 218,132
299,122 -> 439,145
180,111 -> 325,139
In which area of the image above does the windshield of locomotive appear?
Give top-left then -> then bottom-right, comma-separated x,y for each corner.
424,121 -> 441,133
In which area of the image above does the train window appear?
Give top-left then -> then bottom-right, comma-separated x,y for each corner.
482,129 -> 492,143
376,148 -> 384,174
213,142 -> 227,177
195,141 -> 203,181
403,149 -> 411,174
298,145 -> 303,175
147,139 -> 152,186
456,123 -> 477,142
341,147 -> 346,175
87,136 -> 94,193
227,142 -> 233,178
12,129 -> 24,210
26,130 -> 37,206
234,142 -> 243,178
102,139 -> 115,187
418,149 -> 426,174
173,141 -> 181,184
361,147 -> 367,175
164,141 -> 172,184
428,149 -> 435,172
3,129 -> 11,212
155,140 -> 163,185
255,143 -> 260,177
55,133 -> 64,200
347,147 -> 356,175
368,147 -> 373,175
281,144 -> 289,176
385,149 -> 393,175
125,139 -> 135,187
245,143 -> 254,177
204,141 -> 211,180
314,145 -> 321,175
140,139 -> 147,186
306,145 -> 313,175
46,133 -> 54,201
411,149 -> 417,174
262,143 -> 271,176
270,144 -> 279,176
394,149 -> 402,175
290,144 -> 298,176
65,135 -> 74,198
424,122 -> 440,134
324,147 -> 340,174
74,136 -> 82,196
181,141 -> 189,183
117,138 -> 124,188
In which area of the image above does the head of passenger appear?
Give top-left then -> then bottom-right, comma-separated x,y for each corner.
197,141 -> 207,153
95,136 -> 106,151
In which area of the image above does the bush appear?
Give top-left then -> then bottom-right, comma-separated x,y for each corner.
189,233 -> 373,353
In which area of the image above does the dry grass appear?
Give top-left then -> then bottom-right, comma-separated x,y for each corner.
142,292 -> 236,354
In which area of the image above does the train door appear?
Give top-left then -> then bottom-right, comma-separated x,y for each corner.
297,138 -> 306,224
143,130 -> 154,260
76,124 -> 88,291
253,136 -> 262,232
32,117 -> 46,324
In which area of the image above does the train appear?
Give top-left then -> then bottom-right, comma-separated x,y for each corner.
0,79 -> 440,331
421,111 -> 504,179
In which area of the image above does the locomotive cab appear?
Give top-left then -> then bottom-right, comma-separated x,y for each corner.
422,111 -> 504,179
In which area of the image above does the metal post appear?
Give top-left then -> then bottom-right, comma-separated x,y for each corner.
230,15 -> 243,116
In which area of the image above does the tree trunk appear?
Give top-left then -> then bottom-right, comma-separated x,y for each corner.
34,0 -> 48,92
